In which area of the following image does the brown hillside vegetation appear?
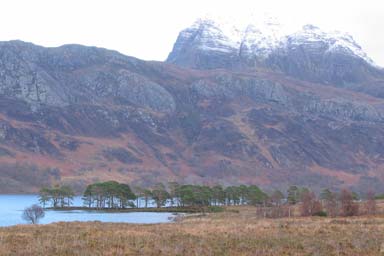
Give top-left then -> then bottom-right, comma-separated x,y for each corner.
1,207 -> 384,255
1,41 -> 384,193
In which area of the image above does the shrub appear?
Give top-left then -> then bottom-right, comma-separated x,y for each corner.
208,206 -> 225,213
313,211 -> 327,217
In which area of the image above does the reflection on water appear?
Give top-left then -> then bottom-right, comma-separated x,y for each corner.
0,195 -> 174,226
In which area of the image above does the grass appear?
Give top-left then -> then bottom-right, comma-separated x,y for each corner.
0,206 -> 383,255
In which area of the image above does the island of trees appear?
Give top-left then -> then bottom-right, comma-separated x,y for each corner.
38,181 -> 381,217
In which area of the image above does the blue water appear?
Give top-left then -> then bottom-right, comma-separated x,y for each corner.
0,195 -> 175,226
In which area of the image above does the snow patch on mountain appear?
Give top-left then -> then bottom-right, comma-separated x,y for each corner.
284,24 -> 376,66
188,14 -> 291,59
189,18 -> 240,53
176,14 -> 377,66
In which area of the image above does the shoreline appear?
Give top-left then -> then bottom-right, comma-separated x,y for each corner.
45,206 -> 217,213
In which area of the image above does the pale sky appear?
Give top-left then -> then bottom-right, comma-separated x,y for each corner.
0,0 -> 383,66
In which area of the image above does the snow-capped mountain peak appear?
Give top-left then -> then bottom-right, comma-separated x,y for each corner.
181,14 -> 290,59
284,24 -> 376,66
169,15 -> 376,66
167,15 -> 380,86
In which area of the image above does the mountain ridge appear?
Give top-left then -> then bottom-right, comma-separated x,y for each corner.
0,30 -> 383,193
167,17 -> 383,88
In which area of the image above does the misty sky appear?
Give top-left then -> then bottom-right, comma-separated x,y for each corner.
0,0 -> 383,66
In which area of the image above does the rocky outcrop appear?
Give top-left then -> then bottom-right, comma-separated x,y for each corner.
102,147 -> 142,164
0,41 -> 175,112
191,74 -> 289,104
302,98 -> 383,122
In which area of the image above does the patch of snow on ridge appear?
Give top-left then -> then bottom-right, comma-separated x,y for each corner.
285,24 -> 376,66
192,13 -> 290,58
184,13 -> 377,67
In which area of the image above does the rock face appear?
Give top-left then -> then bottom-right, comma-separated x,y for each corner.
0,41 -> 175,112
166,18 -> 241,69
0,36 -> 384,193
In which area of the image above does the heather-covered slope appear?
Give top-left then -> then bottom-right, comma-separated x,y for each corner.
0,40 -> 383,193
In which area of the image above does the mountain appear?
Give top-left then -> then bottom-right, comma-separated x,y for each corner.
167,17 -> 384,89
167,16 -> 287,68
0,18 -> 384,193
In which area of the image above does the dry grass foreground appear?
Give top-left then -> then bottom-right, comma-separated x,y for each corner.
0,206 -> 383,256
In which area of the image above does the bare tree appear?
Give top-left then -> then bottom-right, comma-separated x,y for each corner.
300,191 -> 322,217
267,205 -> 290,218
339,189 -> 359,217
363,191 -> 377,215
22,204 -> 45,224
323,191 -> 338,217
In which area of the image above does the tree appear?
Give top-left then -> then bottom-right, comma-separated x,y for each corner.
168,181 -> 180,206
22,204 -> 45,224
246,185 -> 268,206
322,189 -> 338,217
270,190 -> 284,206
142,189 -> 152,208
320,188 -> 333,202
363,191 -> 377,215
151,183 -> 169,208
59,185 -> 74,207
133,186 -> 143,208
211,185 -> 225,206
225,186 -> 240,205
339,189 -> 359,216
300,190 -> 322,217
298,187 -> 310,200
38,187 -> 50,208
238,185 -> 249,205
195,185 -> 213,206
287,186 -> 299,205
82,181 -> 136,209
267,205 -> 290,218
117,183 -> 136,208
178,185 -> 196,207
352,191 -> 360,201
38,185 -> 74,208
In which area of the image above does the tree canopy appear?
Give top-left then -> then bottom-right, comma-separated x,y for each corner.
83,181 -> 136,209
39,185 -> 74,208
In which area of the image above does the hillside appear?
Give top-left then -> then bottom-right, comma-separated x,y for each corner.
0,18 -> 384,193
